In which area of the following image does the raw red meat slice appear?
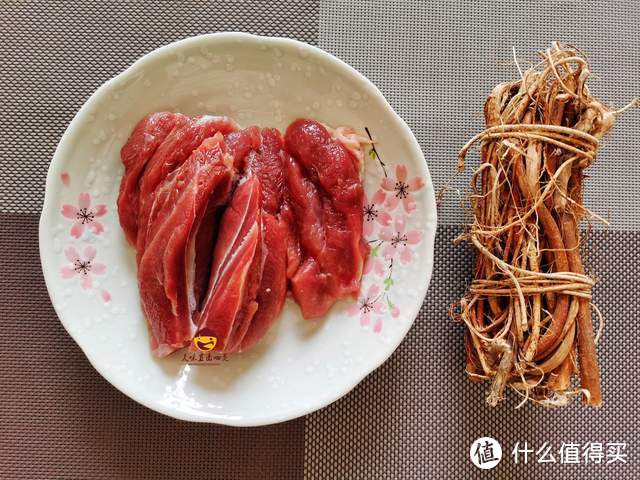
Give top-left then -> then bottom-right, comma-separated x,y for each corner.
240,213 -> 287,351
281,202 -> 302,278
117,112 -> 188,245
190,200 -> 223,309
282,155 -> 335,316
138,134 -> 234,357
240,129 -> 288,351
248,128 -> 286,215
136,115 -> 239,257
196,175 -> 263,353
191,127 -> 263,307
226,126 -> 262,170
283,119 -> 369,318
118,111 -> 371,357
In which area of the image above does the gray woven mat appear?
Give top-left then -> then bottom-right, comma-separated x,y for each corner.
2,1 -> 638,479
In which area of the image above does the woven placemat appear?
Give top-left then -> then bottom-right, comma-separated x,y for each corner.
2,1 -> 638,479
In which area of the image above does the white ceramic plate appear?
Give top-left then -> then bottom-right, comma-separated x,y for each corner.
40,33 -> 437,425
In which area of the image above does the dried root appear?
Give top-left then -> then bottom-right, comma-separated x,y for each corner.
452,42 -> 638,407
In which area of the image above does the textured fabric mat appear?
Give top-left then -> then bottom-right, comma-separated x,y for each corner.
319,0 -> 640,230
0,0 -> 319,214
305,225 -> 640,479
2,1 -> 639,479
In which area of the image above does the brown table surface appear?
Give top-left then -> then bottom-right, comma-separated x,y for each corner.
2,1 -> 639,478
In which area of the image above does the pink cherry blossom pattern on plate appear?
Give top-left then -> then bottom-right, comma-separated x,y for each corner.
348,283 -> 386,331
61,245 -> 106,290
380,216 -> 423,264
372,317 -> 383,333
60,173 -> 71,187
363,189 -> 392,237
380,164 -> 425,214
363,255 -> 386,277
61,193 -> 107,238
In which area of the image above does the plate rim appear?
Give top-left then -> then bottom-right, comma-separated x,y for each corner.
39,32 -> 438,426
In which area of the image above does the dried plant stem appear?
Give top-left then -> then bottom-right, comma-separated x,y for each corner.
561,213 -> 602,406
452,42 -> 637,407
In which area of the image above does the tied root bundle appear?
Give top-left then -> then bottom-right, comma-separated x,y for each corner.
452,42 -> 639,408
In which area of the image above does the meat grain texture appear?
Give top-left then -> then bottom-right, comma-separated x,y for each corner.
118,117 -> 369,356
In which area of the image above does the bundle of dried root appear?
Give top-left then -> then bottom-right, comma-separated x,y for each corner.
452,42 -> 638,408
